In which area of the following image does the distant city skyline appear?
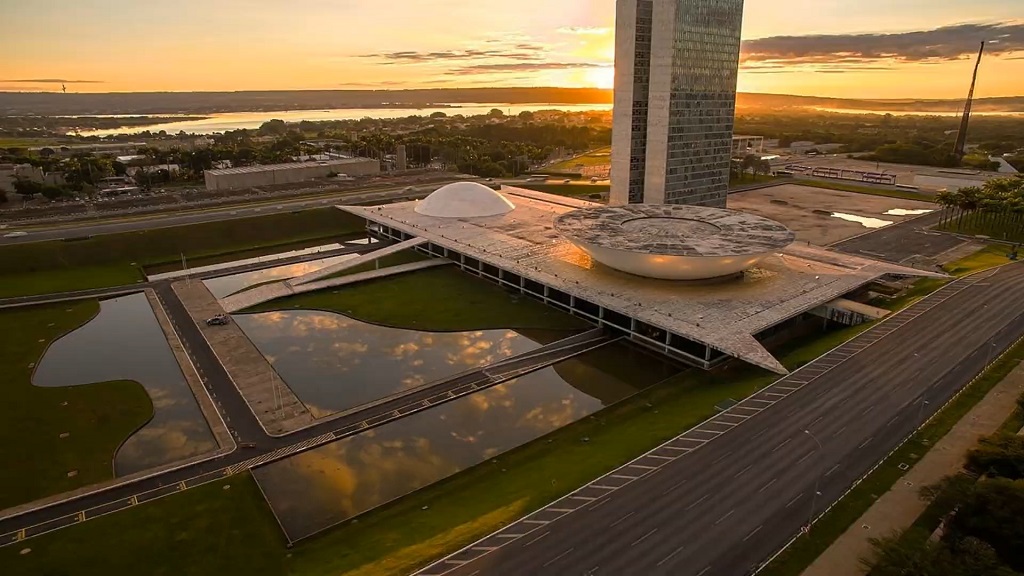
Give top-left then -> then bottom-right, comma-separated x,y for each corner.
1,0 -> 1022,98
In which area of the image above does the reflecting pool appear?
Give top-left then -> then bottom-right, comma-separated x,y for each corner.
831,212 -> 893,229
33,293 -> 217,475
884,208 -> 934,216
234,310 -> 544,418
203,253 -> 360,298
252,343 -> 675,542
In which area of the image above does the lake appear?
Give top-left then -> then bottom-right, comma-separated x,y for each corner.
32,293 -> 217,475
250,342 -> 677,542
73,103 -> 613,136
233,309 -> 547,418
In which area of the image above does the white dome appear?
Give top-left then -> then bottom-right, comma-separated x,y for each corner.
415,182 -> 515,218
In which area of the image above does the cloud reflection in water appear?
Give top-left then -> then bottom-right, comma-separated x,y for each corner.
32,293 -> 217,476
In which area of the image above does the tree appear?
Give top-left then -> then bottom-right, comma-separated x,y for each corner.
0,189 -> 7,204
488,108 -> 504,118
40,184 -> 65,201
944,478 -> 1024,572
966,433 -> 1024,480
429,111 -> 447,119
741,154 -> 759,180
12,177 -> 43,199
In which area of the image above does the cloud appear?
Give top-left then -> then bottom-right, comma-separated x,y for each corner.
360,47 -> 545,64
448,62 -> 610,75
558,26 -> 611,36
2,78 -> 104,83
741,21 -> 1024,70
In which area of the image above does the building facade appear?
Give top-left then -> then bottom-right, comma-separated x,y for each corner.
203,158 -> 379,191
611,0 -> 745,207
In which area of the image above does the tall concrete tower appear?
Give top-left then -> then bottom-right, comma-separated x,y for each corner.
610,0 -> 745,207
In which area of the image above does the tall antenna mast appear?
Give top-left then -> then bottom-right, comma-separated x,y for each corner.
953,41 -> 985,160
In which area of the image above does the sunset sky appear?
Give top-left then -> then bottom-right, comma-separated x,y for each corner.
1,0 -> 1022,99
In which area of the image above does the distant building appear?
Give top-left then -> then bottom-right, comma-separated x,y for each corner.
0,163 -> 64,191
732,135 -> 765,156
29,142 -> 146,158
611,0 -> 745,207
203,158 -> 379,191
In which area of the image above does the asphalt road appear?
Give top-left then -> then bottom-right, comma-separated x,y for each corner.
423,264 -> 1024,576
0,184 -> 442,246
831,211 -> 965,263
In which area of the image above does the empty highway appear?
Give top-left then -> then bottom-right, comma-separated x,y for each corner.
418,263 -> 1024,576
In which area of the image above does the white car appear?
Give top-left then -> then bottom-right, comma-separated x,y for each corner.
3,231 -> 28,238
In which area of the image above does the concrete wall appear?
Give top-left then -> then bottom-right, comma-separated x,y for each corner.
204,159 -> 379,191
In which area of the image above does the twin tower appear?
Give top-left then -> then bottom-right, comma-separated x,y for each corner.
609,0 -> 745,208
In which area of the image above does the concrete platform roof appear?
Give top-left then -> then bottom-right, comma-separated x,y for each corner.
554,204 -> 795,257
339,186 -> 942,374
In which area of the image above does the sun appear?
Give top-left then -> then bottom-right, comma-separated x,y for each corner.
584,66 -> 615,89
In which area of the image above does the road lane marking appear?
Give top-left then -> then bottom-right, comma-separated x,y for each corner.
772,438 -> 792,452
686,494 -> 710,510
714,510 -> 735,525
859,437 -> 874,449
610,512 -> 635,527
886,416 -> 899,427
496,533 -> 523,538
758,478 -> 777,493
697,566 -> 711,576
713,450 -> 734,464
832,426 -> 847,438
591,485 -> 616,490
547,508 -> 573,513
752,428 -> 769,440
648,454 -> 674,460
743,525 -> 763,542
523,532 -> 549,547
661,446 -> 690,451
786,493 -> 804,508
630,464 -> 658,470
663,479 -> 688,495
797,452 -> 813,465
588,498 -> 610,511
657,545 -> 686,566
471,546 -> 498,551
542,548 -> 575,568
571,496 -> 598,501
810,416 -> 823,426
522,519 -> 548,524
826,464 -> 841,477
631,528 -> 658,547
610,474 -> 638,480
733,464 -> 753,478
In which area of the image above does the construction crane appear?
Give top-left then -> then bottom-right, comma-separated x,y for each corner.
953,41 -> 986,160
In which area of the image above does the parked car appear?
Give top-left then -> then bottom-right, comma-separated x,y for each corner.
206,314 -> 230,326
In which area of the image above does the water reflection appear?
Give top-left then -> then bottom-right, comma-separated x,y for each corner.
252,349 -> 649,542
831,212 -> 893,229
234,310 -> 542,418
884,208 -> 934,216
203,254 -> 359,298
33,293 -> 217,476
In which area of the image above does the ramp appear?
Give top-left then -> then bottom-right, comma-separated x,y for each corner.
287,237 -> 428,286
221,259 -> 450,313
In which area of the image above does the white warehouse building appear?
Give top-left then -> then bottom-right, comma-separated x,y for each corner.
204,158 -> 379,191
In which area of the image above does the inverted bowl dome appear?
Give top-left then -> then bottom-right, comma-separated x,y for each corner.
554,204 -> 795,280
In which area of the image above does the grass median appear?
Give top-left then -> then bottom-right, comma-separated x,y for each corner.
0,300 -> 152,510
798,179 -> 934,202
2,320 -> 867,576
0,208 -> 366,298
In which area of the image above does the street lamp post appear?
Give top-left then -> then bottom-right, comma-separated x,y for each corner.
804,430 -> 824,530
918,398 -> 930,423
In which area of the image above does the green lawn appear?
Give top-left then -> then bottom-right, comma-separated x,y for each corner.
547,146 -> 612,171
249,265 -> 591,333
0,301 -> 152,510
798,178 -> 935,202
1,321 -> 867,576
6,477 -> 285,576
0,208 -> 366,298
517,183 -> 610,198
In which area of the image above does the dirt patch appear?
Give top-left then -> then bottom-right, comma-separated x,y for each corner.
728,184 -> 936,246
